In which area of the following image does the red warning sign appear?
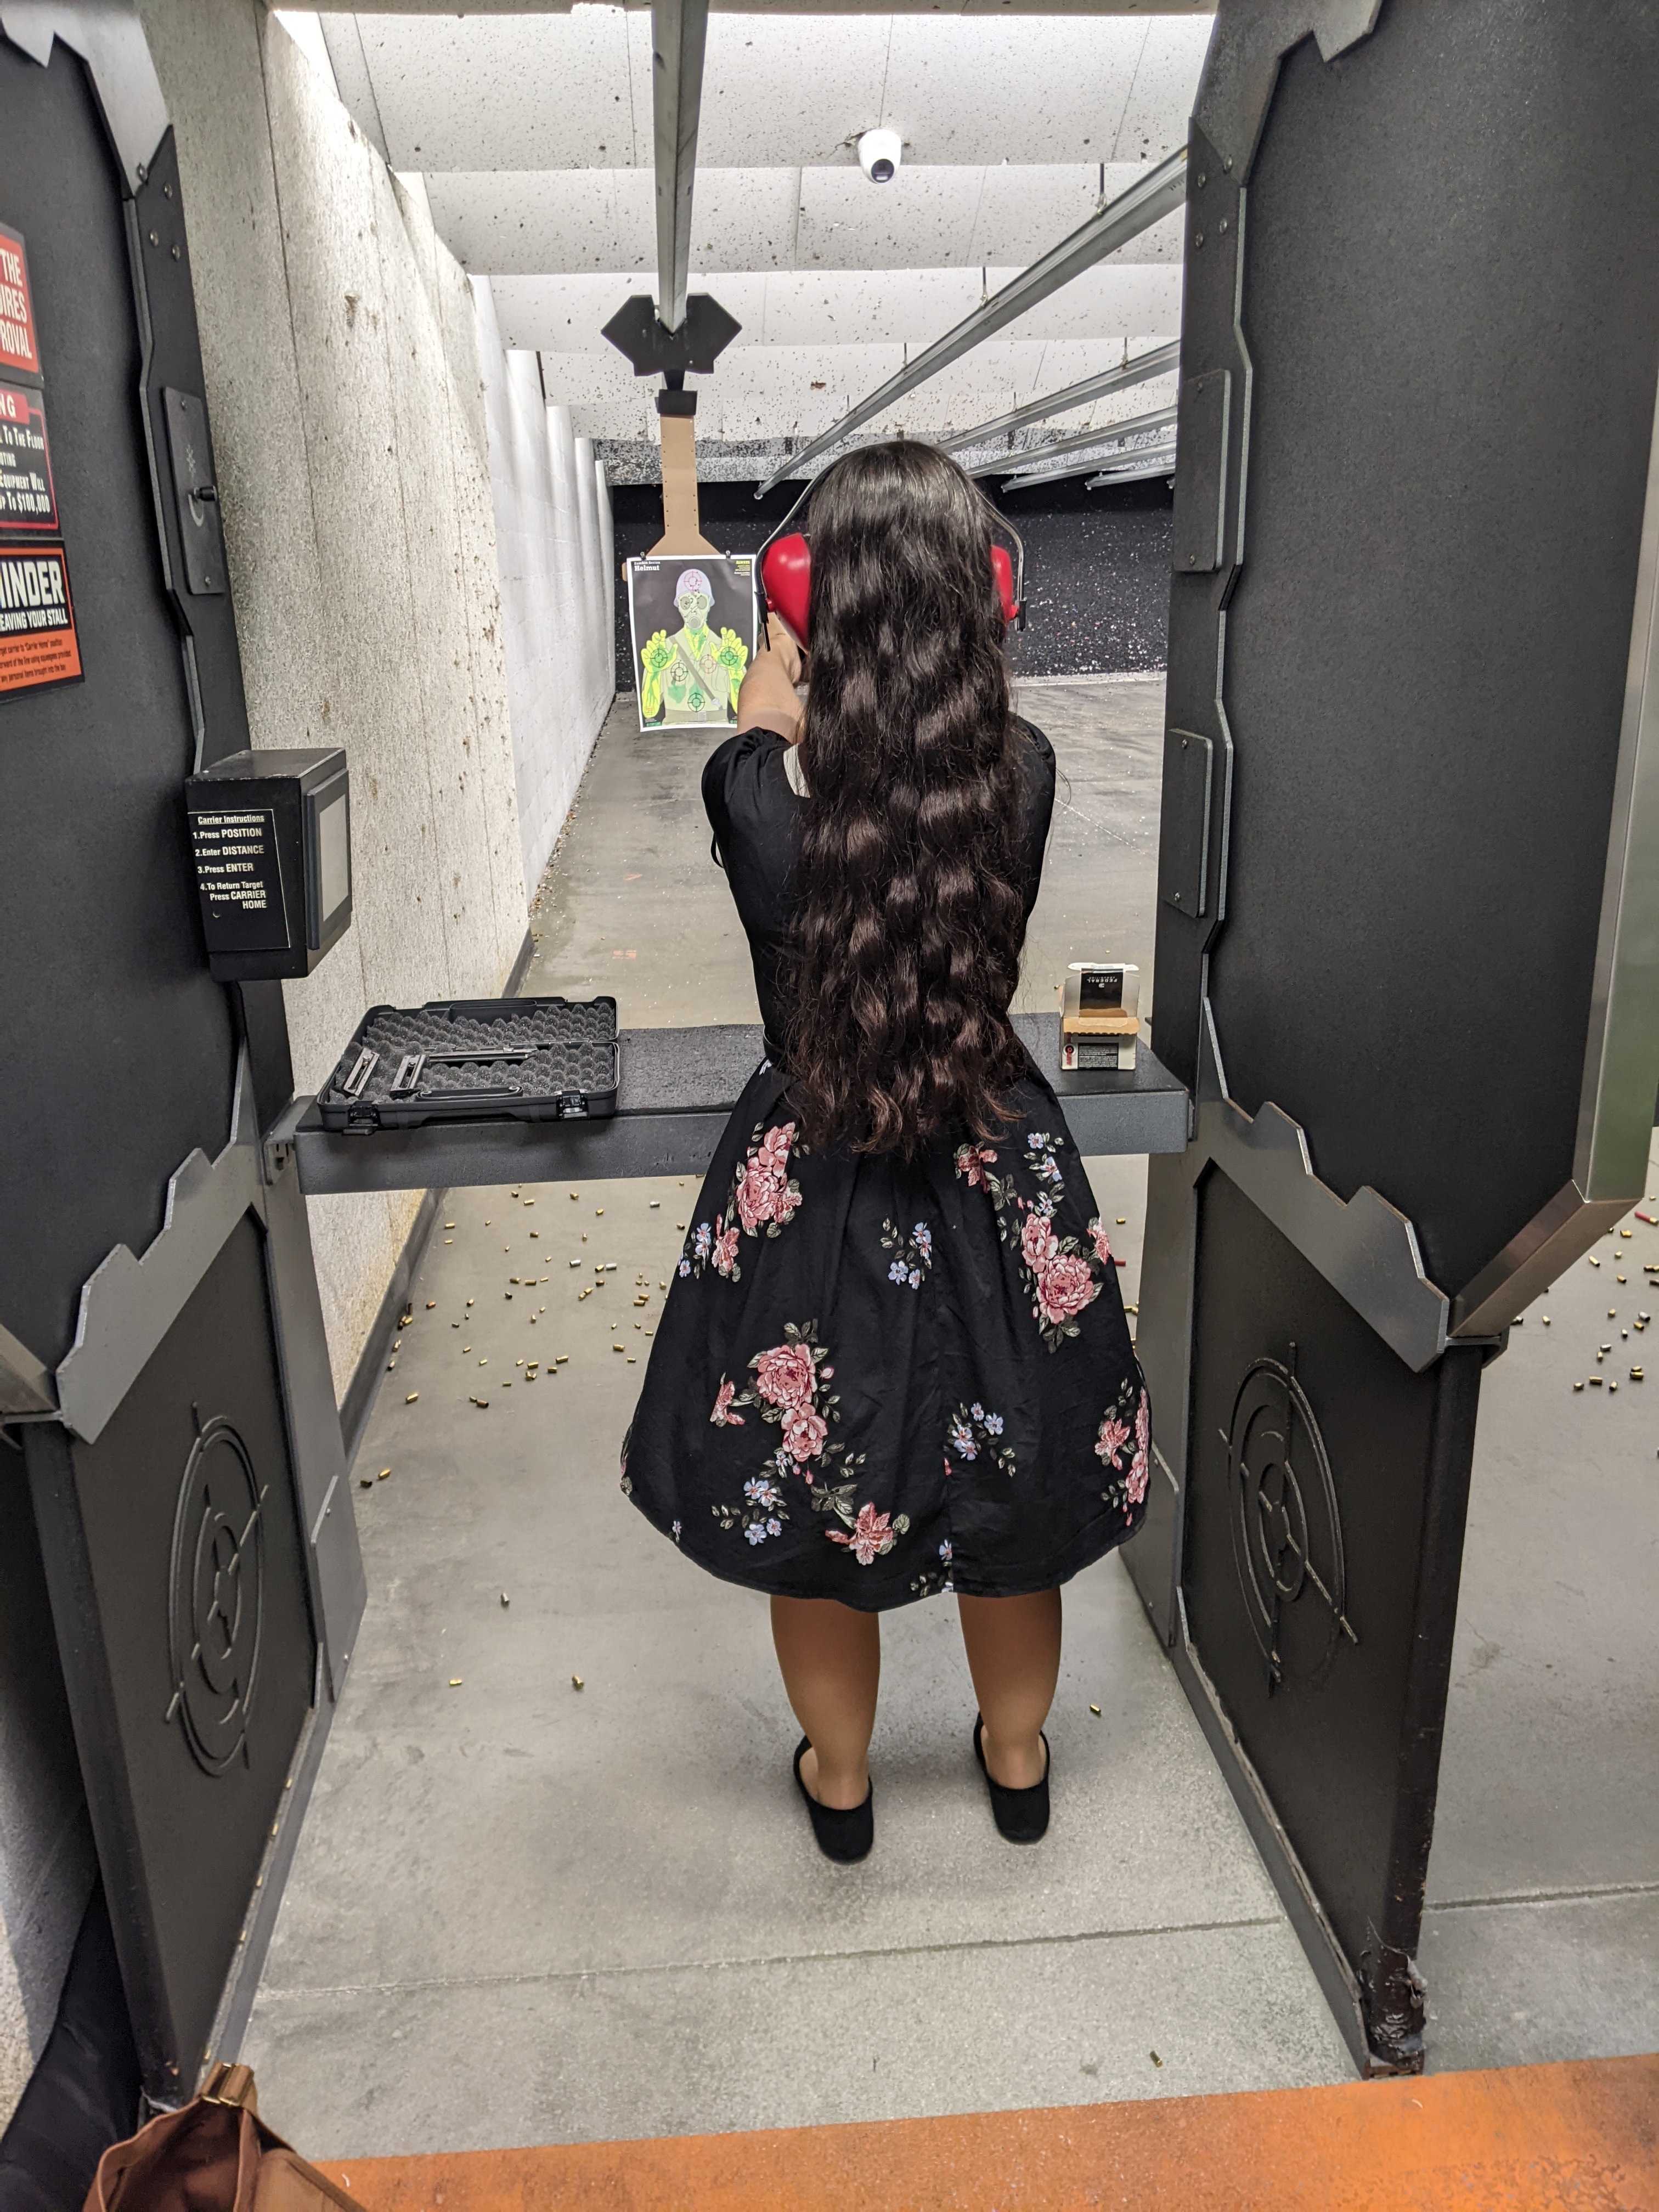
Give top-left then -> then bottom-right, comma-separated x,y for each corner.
0,540 -> 82,696
0,382 -> 55,529
0,225 -> 40,379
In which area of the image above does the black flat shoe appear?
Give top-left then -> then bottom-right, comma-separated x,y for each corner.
973,1713 -> 1051,1843
793,1736 -> 873,1863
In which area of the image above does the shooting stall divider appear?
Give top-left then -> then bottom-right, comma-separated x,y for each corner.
1126,0 -> 1659,2076
0,2 -> 369,2100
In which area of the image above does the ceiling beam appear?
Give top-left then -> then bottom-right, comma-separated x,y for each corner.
938,339 -> 1180,458
754,143 -> 1188,494
652,0 -> 710,333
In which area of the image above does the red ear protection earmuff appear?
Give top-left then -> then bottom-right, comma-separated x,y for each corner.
761,533 -> 814,645
990,544 -> 1020,629
759,526 -> 1025,644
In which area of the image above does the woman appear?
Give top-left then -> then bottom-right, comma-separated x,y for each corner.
622,442 -> 1149,1861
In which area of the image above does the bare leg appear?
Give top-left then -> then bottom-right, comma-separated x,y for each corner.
957,1589 -> 1061,1789
770,1595 -> 880,1809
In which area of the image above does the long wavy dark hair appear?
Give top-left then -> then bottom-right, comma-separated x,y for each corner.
783,441 -> 1029,1155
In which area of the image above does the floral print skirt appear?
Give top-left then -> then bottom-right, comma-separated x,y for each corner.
620,1058 -> 1151,1612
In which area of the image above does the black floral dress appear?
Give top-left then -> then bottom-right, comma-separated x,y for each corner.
620,723 -> 1150,1611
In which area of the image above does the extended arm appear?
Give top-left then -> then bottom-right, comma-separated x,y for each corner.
736,614 -> 806,742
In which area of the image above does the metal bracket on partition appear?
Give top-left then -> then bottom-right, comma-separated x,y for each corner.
1171,371 -> 1232,575
1161,731 -> 1215,918
1450,1181 -> 1628,1341
0,1 -> 167,190
1194,0 -> 1386,182
57,1050 -> 266,1443
1195,1006 -> 1451,1372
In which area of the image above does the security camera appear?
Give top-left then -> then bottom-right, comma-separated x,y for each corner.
857,128 -> 903,185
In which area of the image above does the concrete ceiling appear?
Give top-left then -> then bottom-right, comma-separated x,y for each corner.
426,163 -> 1183,275
490,262 -> 1181,347
278,8 -> 1210,458
302,1 -> 1214,15
325,10 -> 1206,168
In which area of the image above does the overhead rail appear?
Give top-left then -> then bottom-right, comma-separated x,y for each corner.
938,338 -> 1181,459
652,0 -> 710,332
1006,438 -> 1177,492
754,144 -> 1189,495
1085,444 -> 1179,488
973,400 -> 1180,483
1000,439 -> 1178,495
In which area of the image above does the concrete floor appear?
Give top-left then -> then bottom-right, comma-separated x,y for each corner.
1419,1183 -> 1659,2066
242,680 -> 1657,2157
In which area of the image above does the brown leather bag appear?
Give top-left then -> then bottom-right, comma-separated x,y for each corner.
82,2062 -> 362,2212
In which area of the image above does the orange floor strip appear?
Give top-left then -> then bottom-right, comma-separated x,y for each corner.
326,2053 -> 1658,2211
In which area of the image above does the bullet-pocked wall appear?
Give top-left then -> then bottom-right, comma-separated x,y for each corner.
472,276 -> 616,889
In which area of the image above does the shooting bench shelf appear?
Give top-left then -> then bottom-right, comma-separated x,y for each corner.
273,1014 -> 1190,1197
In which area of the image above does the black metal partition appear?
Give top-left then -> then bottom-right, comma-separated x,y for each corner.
0,8 -> 363,2106
1127,0 -> 1659,2074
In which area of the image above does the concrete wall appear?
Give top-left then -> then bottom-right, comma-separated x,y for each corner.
133,0 -> 531,1400
474,279 -> 614,889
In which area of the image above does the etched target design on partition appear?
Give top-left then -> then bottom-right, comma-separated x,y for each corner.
166,1414 -> 267,1775
1224,1353 -> 1357,1690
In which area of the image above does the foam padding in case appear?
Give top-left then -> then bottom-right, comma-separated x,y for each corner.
317,997 -> 618,1128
